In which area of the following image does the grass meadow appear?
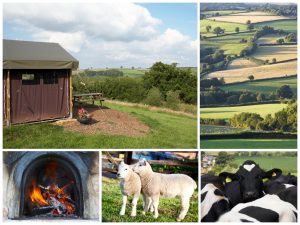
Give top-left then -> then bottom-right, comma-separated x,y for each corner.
102,177 -> 198,222
221,76 -> 297,96
255,19 -> 297,33
3,101 -> 197,149
200,103 -> 287,119
200,19 -> 248,36
200,139 -> 297,149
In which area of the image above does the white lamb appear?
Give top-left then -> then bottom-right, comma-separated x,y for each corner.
132,159 -> 197,221
117,161 -> 141,217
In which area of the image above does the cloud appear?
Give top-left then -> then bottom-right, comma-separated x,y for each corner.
4,3 -> 197,68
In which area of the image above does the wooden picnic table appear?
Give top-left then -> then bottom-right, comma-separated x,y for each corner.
73,93 -> 105,106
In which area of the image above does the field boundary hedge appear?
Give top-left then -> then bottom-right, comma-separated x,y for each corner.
259,43 -> 297,46
200,131 -> 297,140
200,100 -> 282,108
205,30 -> 256,39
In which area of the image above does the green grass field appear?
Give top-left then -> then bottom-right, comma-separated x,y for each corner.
221,77 -> 297,96
200,125 -> 248,135
200,139 -> 297,149
255,20 -> 297,33
233,156 -> 297,172
200,103 -> 287,119
201,19 -> 248,36
117,68 -> 148,78
3,102 -> 197,149
201,10 -> 246,16
102,177 -> 198,222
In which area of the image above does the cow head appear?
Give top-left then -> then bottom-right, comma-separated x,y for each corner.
219,160 -> 282,202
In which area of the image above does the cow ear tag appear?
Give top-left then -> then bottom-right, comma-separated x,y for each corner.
226,177 -> 232,182
272,172 -> 276,177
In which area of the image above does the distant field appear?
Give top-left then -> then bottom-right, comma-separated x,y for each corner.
221,76 -> 297,96
200,139 -> 297,149
206,61 -> 297,83
201,19 -> 248,36
208,11 -> 293,24
201,10 -> 246,15
200,124 -> 248,135
255,20 -> 297,33
200,103 -> 287,119
228,58 -> 258,69
233,156 -> 297,172
117,68 -> 147,78
257,34 -> 288,45
202,32 -> 254,55
252,45 -> 297,62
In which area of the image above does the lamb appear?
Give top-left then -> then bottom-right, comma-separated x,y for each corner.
132,159 -> 197,221
117,161 -> 141,217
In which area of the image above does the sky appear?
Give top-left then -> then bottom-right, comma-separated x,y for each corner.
4,3 -> 197,69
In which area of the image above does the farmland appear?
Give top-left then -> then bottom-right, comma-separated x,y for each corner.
256,20 -> 297,33
201,103 -> 287,119
208,11 -> 293,24
200,124 -> 248,134
200,139 -> 297,149
102,177 -> 198,222
200,19 -> 248,36
256,33 -> 289,45
221,76 -> 297,96
206,60 -> 297,83
201,10 -> 245,16
228,58 -> 258,69
252,45 -> 297,62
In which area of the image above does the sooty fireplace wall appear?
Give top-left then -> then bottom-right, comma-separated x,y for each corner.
3,151 -> 99,220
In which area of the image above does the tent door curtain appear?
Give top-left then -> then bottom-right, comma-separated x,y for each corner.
10,69 -> 70,124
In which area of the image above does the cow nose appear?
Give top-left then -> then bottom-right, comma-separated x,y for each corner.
244,192 -> 257,200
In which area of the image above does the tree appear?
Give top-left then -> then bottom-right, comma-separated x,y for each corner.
216,152 -> 231,165
285,33 -> 297,42
272,58 -> 277,64
246,20 -> 251,25
206,25 -> 212,32
213,27 -> 225,36
248,75 -> 254,81
247,23 -> 254,31
235,27 -> 240,33
276,38 -> 284,44
166,90 -> 180,110
143,87 -> 162,106
256,93 -> 266,102
277,85 -> 293,99
265,59 -> 269,64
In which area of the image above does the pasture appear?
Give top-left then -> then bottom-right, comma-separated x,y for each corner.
256,34 -> 289,45
233,156 -> 297,173
208,11 -> 293,24
201,10 -> 245,16
252,45 -> 297,62
200,139 -> 297,149
200,19 -> 248,36
206,60 -> 297,83
3,101 -> 197,149
221,76 -> 297,96
228,58 -> 258,69
255,20 -> 297,33
200,103 -> 287,119
102,177 -> 198,222
200,125 -> 248,135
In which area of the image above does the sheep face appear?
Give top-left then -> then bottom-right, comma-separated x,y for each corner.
132,159 -> 150,174
117,161 -> 131,179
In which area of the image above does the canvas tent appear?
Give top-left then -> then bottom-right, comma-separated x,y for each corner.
3,39 -> 79,125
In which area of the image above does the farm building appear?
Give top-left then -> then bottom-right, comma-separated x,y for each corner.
3,39 -> 79,125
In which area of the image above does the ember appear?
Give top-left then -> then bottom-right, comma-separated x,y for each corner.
25,161 -> 78,217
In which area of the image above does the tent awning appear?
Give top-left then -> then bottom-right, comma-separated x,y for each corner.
3,39 -> 79,70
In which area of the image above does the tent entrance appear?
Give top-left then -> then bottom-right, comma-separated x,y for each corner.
10,69 -> 70,124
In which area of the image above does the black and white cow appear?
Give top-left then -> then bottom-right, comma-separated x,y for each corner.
218,194 -> 297,222
264,173 -> 297,208
201,183 -> 231,222
219,160 -> 282,203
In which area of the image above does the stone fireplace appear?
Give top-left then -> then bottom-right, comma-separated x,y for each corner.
3,151 -> 99,220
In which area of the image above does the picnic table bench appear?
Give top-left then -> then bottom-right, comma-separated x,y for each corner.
73,93 -> 105,106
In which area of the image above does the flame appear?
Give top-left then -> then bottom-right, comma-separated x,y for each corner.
30,181 -> 49,206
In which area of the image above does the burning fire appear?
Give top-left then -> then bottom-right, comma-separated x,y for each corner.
29,173 -> 76,216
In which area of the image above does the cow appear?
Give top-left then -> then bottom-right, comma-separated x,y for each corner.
201,183 -> 230,222
218,194 -> 297,222
219,160 -> 282,203
264,173 -> 297,208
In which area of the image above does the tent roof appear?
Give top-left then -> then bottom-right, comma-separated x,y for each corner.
3,39 -> 79,70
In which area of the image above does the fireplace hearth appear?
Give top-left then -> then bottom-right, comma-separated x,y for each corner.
3,151 -> 99,220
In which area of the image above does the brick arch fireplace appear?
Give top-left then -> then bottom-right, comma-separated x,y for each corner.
4,151 -> 99,220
